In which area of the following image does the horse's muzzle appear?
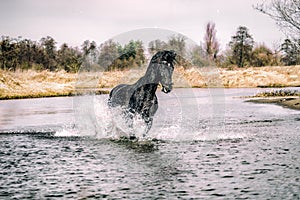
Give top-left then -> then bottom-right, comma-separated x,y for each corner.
162,84 -> 172,93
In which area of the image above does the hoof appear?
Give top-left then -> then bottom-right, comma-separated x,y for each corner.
129,135 -> 137,140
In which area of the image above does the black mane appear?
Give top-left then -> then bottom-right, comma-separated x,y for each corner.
150,50 -> 176,65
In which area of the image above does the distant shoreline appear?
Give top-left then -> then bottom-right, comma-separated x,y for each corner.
1,65 -> 299,101
246,97 -> 300,110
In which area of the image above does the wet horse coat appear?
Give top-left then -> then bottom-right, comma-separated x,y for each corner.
108,50 -> 177,137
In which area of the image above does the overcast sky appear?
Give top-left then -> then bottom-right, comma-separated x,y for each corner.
0,0 -> 285,50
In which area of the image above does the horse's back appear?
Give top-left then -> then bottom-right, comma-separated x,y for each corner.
109,84 -> 132,107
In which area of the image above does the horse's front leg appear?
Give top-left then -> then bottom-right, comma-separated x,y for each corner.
145,118 -> 153,136
142,115 -> 153,138
142,99 -> 157,138
125,109 -> 136,140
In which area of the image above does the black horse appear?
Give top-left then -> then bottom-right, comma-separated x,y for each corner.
108,50 -> 177,138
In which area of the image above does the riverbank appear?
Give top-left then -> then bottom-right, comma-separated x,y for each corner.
1,65 -> 299,100
245,89 -> 300,110
0,70 -> 110,100
246,97 -> 300,110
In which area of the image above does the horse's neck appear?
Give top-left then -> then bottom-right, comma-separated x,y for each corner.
135,76 -> 158,89
133,67 -> 159,92
144,65 -> 159,84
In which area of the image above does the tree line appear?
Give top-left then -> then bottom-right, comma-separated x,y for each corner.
1,0 -> 299,72
1,27 -> 299,72
0,36 -> 82,72
0,34 -> 191,72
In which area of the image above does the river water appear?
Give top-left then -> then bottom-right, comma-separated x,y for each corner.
0,88 -> 299,199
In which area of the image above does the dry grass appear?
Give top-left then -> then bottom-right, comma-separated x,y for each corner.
167,65 -> 300,88
0,70 -> 76,99
219,65 -> 300,88
1,65 -> 299,99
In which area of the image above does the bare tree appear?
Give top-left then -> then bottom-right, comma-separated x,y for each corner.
203,22 -> 220,60
254,0 -> 300,38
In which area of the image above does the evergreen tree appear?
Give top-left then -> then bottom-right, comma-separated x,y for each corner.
99,40 -> 146,71
117,40 -> 145,70
229,26 -> 254,67
280,39 -> 300,65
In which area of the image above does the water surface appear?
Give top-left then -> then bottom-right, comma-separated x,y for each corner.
0,88 -> 299,199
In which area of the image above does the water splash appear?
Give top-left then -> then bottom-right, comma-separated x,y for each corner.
55,91 -> 236,142
49,83 -> 261,143
55,128 -> 80,137
68,95 -> 151,140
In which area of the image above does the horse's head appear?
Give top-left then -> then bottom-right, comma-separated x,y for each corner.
150,50 -> 177,93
